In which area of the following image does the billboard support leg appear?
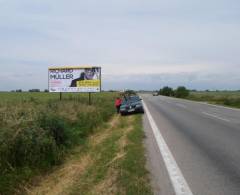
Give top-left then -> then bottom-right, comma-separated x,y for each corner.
89,92 -> 91,105
60,92 -> 62,101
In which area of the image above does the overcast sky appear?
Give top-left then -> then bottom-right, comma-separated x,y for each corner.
0,0 -> 240,91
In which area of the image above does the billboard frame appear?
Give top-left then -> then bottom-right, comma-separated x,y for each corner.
48,66 -> 102,93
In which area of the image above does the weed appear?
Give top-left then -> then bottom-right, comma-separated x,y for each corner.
0,92 -> 117,194
187,91 -> 240,108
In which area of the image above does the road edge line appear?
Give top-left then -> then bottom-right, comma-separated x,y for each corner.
159,95 -> 240,111
202,112 -> 230,122
142,100 -> 193,195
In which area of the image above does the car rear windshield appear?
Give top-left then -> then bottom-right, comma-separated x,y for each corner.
122,96 -> 140,104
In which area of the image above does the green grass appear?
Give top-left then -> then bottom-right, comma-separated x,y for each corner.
69,129 -> 121,194
68,115 -> 152,195
0,92 -> 117,195
118,115 -> 152,195
0,92 -> 114,103
186,91 -> 240,108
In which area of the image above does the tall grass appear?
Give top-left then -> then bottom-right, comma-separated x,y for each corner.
0,92 -> 117,194
187,91 -> 240,108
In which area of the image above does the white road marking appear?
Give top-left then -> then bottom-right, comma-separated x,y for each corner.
176,103 -> 187,109
200,102 -> 240,111
142,101 -> 193,195
202,112 -> 230,122
167,95 -> 240,112
155,94 -> 240,112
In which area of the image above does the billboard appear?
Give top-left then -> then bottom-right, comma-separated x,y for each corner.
48,66 -> 101,92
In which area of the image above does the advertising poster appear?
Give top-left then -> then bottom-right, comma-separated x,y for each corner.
48,66 -> 101,92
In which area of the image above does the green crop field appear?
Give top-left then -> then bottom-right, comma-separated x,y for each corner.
187,91 -> 240,108
0,92 -> 106,103
0,92 -> 117,194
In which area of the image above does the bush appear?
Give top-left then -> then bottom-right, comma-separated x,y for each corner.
124,90 -> 136,96
29,89 -> 40,92
223,98 -> 240,107
175,86 -> 189,98
0,92 -> 116,194
38,114 -> 67,146
159,86 -> 174,96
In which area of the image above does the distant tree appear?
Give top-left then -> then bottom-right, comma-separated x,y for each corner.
175,86 -> 189,98
44,89 -> 49,92
124,90 -> 136,96
16,89 -> 22,92
29,89 -> 40,92
159,86 -> 174,96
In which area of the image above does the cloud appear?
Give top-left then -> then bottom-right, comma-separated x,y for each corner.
103,72 -> 240,91
0,0 -> 240,90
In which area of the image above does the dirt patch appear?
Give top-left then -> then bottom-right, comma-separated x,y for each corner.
116,116 -> 134,155
90,168 -> 119,195
26,115 -> 138,195
106,126 -> 133,167
26,115 -> 120,195
28,154 -> 92,195
90,117 -> 134,195
90,115 -> 120,146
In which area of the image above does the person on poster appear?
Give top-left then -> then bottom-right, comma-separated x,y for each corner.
70,68 -> 99,87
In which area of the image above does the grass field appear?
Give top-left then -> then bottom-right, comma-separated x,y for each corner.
0,92 -> 117,194
0,92 -> 106,103
28,114 -> 152,195
187,91 -> 240,108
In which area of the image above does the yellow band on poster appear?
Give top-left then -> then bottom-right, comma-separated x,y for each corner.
77,80 -> 100,87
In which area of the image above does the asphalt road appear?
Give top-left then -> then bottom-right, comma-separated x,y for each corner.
142,94 -> 240,195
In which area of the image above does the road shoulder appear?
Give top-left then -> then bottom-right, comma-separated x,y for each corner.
143,114 -> 175,195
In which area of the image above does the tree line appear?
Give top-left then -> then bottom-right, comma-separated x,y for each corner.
157,86 -> 189,98
11,89 -> 49,92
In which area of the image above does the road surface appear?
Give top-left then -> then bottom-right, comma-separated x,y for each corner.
142,94 -> 240,195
